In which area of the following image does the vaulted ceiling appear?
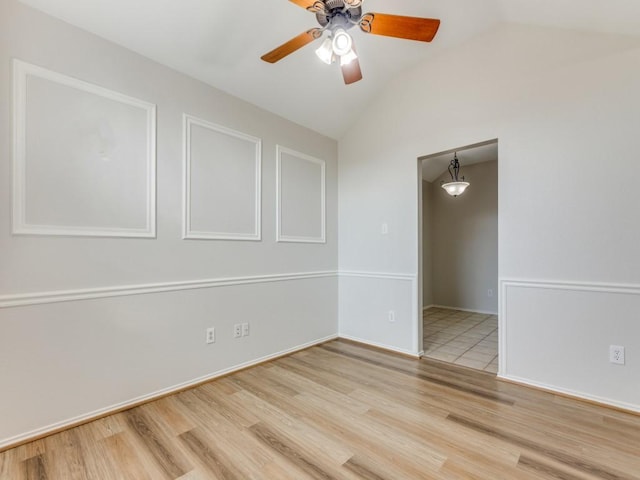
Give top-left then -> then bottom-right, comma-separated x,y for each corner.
18,0 -> 640,139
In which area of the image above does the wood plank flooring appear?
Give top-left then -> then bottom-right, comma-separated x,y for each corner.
1,339 -> 639,479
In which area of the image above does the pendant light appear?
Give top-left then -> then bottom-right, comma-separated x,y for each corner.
441,152 -> 470,197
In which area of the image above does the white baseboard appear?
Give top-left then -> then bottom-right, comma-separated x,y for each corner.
499,374 -> 640,414
0,334 -> 338,451
427,304 -> 498,315
338,333 -> 422,358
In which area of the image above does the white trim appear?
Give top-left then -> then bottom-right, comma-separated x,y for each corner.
182,114 -> 262,241
429,304 -> 498,316
422,304 -> 435,311
339,271 -> 416,281
500,277 -> 640,296
411,276 -> 419,353
0,271 -> 338,309
12,59 -> 156,238
339,334 -> 423,358
276,145 -> 326,244
0,271 -> 423,309
499,279 -> 508,376
0,333 -> 338,451
498,374 -> 640,414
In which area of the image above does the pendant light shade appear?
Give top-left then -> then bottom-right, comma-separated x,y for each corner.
441,152 -> 469,197
441,181 -> 470,196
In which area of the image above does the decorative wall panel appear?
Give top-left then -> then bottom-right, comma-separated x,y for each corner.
183,115 -> 261,240
276,146 -> 325,243
13,60 -> 156,237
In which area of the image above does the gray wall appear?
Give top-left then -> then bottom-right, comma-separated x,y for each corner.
428,160 -> 498,313
0,0 -> 338,447
339,24 -> 640,409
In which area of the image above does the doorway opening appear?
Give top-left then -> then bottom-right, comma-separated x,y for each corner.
417,139 -> 498,373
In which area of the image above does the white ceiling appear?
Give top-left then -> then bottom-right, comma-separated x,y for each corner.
421,142 -> 498,183
18,0 -> 640,139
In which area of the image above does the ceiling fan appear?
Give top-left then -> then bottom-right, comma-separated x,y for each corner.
261,0 -> 440,85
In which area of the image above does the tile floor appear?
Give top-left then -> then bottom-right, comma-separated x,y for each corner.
423,307 -> 498,373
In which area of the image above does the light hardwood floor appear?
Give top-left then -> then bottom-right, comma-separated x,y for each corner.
1,339 -> 639,479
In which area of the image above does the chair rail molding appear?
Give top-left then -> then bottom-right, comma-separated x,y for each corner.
0,271 -> 338,309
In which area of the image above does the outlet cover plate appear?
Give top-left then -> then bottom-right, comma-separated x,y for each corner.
233,324 -> 242,338
610,345 -> 625,365
206,327 -> 215,344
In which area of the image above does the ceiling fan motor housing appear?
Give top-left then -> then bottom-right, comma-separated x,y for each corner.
316,0 -> 362,29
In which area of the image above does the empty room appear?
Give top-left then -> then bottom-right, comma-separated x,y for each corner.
1,0 -> 639,479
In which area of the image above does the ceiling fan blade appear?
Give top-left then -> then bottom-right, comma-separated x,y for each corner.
341,57 -> 363,85
261,28 -> 322,63
360,13 -> 440,42
289,0 -> 328,13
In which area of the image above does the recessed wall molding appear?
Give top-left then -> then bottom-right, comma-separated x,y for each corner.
0,271 -> 338,309
12,59 -> 156,238
183,114 -> 261,241
276,145 -> 326,243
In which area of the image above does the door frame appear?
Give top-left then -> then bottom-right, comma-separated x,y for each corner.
416,138 -> 499,367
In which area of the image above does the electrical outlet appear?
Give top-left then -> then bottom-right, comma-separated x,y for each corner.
488,289 -> 494,297
206,327 -> 215,344
241,322 -> 250,336
233,324 -> 242,338
388,310 -> 395,323
610,345 -> 625,365
381,223 -> 388,235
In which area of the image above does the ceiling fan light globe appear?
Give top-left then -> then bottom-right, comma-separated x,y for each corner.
340,49 -> 358,66
315,37 -> 334,65
332,29 -> 353,56
442,181 -> 470,197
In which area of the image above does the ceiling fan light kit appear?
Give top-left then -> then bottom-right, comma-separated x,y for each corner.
315,37 -> 334,64
331,28 -> 353,55
262,0 -> 441,85
339,48 -> 357,66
